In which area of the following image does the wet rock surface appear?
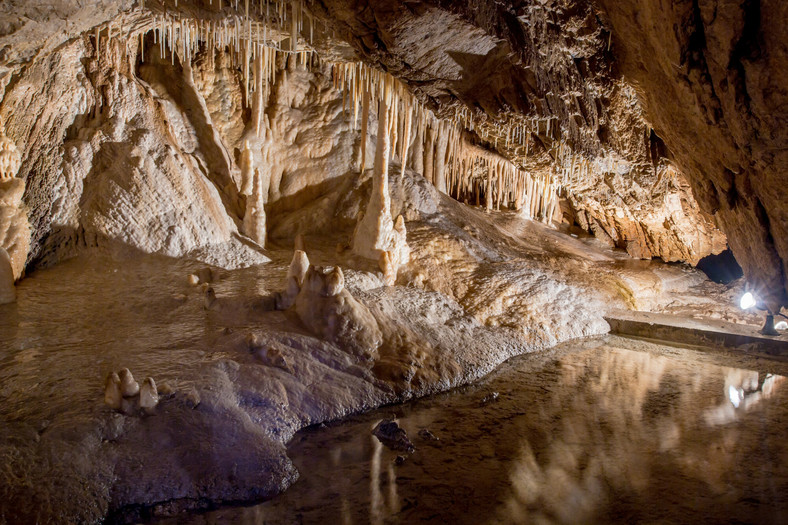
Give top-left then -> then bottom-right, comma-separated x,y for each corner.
173,335 -> 788,525
372,419 -> 415,453
0,194 -> 745,523
593,0 -> 788,310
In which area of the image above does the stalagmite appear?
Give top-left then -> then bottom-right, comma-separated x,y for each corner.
352,84 -> 410,284
276,249 -> 310,310
139,377 -> 159,411
242,167 -> 267,246
240,140 -> 255,196
287,249 -> 310,286
119,368 -> 140,397
324,266 -> 345,297
379,250 -> 396,286
104,372 -> 123,410
293,264 -> 382,359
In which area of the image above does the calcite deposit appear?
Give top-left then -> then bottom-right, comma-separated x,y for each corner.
0,124 -> 29,282
0,0 -> 784,522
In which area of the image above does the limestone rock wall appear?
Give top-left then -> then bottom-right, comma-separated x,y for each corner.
0,0 -> 747,281
592,0 -> 788,310
312,0 -> 727,263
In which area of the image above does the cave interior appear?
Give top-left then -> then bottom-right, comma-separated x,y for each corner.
0,0 -> 787,523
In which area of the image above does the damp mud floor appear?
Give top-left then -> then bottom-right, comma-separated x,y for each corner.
160,336 -> 788,525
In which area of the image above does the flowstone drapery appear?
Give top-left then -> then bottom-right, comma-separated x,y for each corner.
0,123 -> 29,303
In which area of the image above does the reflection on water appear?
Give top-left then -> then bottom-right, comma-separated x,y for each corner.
0,250 -> 289,425
706,370 -> 784,426
173,339 -> 788,525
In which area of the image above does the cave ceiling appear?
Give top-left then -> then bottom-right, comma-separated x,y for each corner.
0,0 -> 784,308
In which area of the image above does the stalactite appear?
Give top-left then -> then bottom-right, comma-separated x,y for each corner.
399,100 -> 412,180
359,88 -> 370,173
423,124 -> 435,186
352,83 -> 408,267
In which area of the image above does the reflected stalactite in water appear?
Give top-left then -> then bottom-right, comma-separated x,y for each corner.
208,340 -> 788,525
705,371 -> 785,426
495,349 -> 785,524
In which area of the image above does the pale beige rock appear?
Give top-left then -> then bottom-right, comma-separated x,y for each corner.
139,378 -> 159,411
104,372 -> 122,410
0,128 -> 29,281
0,130 -> 20,181
352,99 -> 410,285
287,250 -> 310,287
379,250 -> 396,287
276,250 -> 311,310
324,266 -> 345,297
118,368 -> 139,398
294,265 -> 382,360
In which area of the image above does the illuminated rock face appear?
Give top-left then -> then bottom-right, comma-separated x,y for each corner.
1,2 -> 784,523
0,127 -> 29,282
0,0 -> 733,282
592,0 -> 788,311
313,0 -> 788,308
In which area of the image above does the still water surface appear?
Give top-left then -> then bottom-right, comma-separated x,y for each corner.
165,337 -> 788,524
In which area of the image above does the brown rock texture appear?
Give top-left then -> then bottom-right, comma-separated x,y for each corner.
0,0 -> 778,297
312,0 -> 726,263
592,0 -> 788,309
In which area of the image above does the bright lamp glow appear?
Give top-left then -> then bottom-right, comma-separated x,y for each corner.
776,321 -> 788,331
740,292 -> 757,310
728,385 -> 742,408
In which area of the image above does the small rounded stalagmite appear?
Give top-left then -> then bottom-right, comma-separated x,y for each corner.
287,249 -> 310,286
324,266 -> 345,296
139,377 -> 159,412
118,368 -> 140,397
104,372 -> 123,410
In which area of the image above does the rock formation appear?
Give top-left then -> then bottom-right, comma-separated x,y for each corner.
0,0 -> 787,522
0,124 -> 29,282
139,377 -> 159,412
276,249 -> 310,310
119,368 -> 140,397
294,265 -> 383,360
104,371 -> 123,410
352,85 -> 410,283
592,0 -> 788,311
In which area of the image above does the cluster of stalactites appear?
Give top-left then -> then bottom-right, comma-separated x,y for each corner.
331,61 -> 561,223
137,0 -> 315,108
452,142 -> 559,222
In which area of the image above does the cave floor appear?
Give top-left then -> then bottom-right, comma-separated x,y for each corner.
0,203 -> 768,522
157,335 -> 788,525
